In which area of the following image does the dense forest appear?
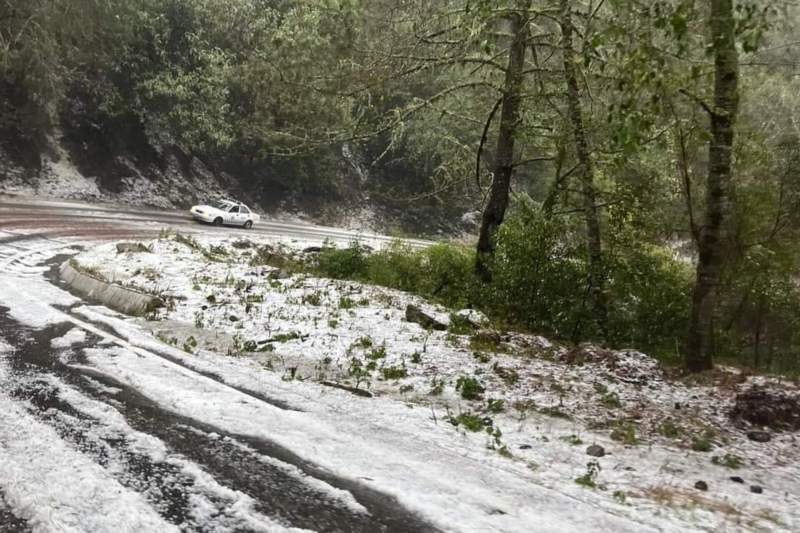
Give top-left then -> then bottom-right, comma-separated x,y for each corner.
2,0 -> 800,374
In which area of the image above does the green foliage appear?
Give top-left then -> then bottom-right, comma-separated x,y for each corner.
712,453 -> 744,469
560,434 -> 583,446
448,313 -> 477,335
486,398 -> 505,413
317,241 -> 369,279
455,376 -> 485,400
451,412 -> 486,432
691,429 -> 717,452
610,423 -> 638,445
381,365 -> 407,380
601,392 -> 622,409
575,460 -> 601,489
657,419 -> 681,439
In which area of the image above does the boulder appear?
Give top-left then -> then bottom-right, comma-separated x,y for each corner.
405,305 -> 447,331
746,430 -> 772,443
116,242 -> 150,254
694,481 -> 708,491
750,485 -> 763,494
455,308 -> 490,329
586,444 -> 605,458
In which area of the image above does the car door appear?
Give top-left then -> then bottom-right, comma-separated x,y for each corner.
227,205 -> 240,224
240,206 -> 251,225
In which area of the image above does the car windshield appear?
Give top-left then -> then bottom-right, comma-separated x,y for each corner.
211,200 -> 233,210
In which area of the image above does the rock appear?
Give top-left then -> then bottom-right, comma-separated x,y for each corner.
267,269 -> 292,280
750,485 -> 763,494
586,444 -> 606,458
116,242 -> 150,254
455,308 -> 490,329
731,386 -> 800,431
405,305 -> 447,331
303,246 -> 322,254
694,481 -> 708,491
229,315 -> 239,322
746,430 -> 772,443
472,328 -> 503,346
730,476 -> 744,484
519,444 -> 532,450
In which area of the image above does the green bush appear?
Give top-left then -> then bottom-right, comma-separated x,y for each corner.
606,245 -> 692,358
366,240 -> 425,292
487,207 -> 589,338
416,243 -> 474,307
317,241 -> 369,279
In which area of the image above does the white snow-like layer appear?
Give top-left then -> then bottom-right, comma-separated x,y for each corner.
42,374 -> 309,533
69,234 -> 800,532
78,343 -> 651,533
50,328 -> 87,349
1,229 -> 797,532
0,388 -> 179,532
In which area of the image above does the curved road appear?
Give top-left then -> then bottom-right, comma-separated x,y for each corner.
0,195 -> 438,533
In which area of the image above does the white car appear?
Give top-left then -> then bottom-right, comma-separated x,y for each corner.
190,199 -> 260,229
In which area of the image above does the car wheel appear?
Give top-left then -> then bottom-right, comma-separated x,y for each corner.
213,217 -> 223,226
243,220 -> 253,230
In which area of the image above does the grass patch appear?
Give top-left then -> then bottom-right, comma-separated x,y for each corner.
560,434 -> 584,445
711,453 -> 744,469
451,412 -> 486,432
381,365 -> 407,380
657,419 -> 681,439
575,460 -> 601,489
455,376 -> 485,400
610,422 -> 639,445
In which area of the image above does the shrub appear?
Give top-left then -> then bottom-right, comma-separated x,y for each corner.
487,207 -> 589,339
451,412 -> 485,432
317,241 -> 369,279
381,365 -> 407,380
455,376 -> 485,400
366,240 -> 424,292
711,453 -> 744,469
605,244 -> 692,358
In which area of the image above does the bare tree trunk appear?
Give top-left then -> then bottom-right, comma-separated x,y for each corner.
559,0 -> 608,338
685,0 -> 739,373
475,1 -> 531,281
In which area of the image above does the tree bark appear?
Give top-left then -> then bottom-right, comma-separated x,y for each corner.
559,0 -> 608,337
475,1 -> 531,281
685,0 -> 739,373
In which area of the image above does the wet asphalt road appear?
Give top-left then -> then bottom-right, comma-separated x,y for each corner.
0,195 -> 439,533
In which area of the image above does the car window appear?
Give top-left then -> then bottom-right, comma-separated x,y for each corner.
241,206 -> 250,214
229,206 -> 240,213
212,200 -> 232,210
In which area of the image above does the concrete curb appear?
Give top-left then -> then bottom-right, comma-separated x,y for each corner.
59,261 -> 162,316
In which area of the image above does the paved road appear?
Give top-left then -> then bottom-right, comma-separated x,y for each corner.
0,195 -> 438,533
0,195 -> 432,249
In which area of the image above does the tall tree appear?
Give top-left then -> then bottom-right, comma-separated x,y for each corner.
475,0 -> 532,281
558,0 -> 608,336
685,0 -> 740,372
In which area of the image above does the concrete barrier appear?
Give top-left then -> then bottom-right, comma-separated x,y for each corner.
59,261 -> 162,316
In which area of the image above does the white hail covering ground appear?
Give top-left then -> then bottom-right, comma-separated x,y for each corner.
0,227 -> 797,532
60,233 -> 799,532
